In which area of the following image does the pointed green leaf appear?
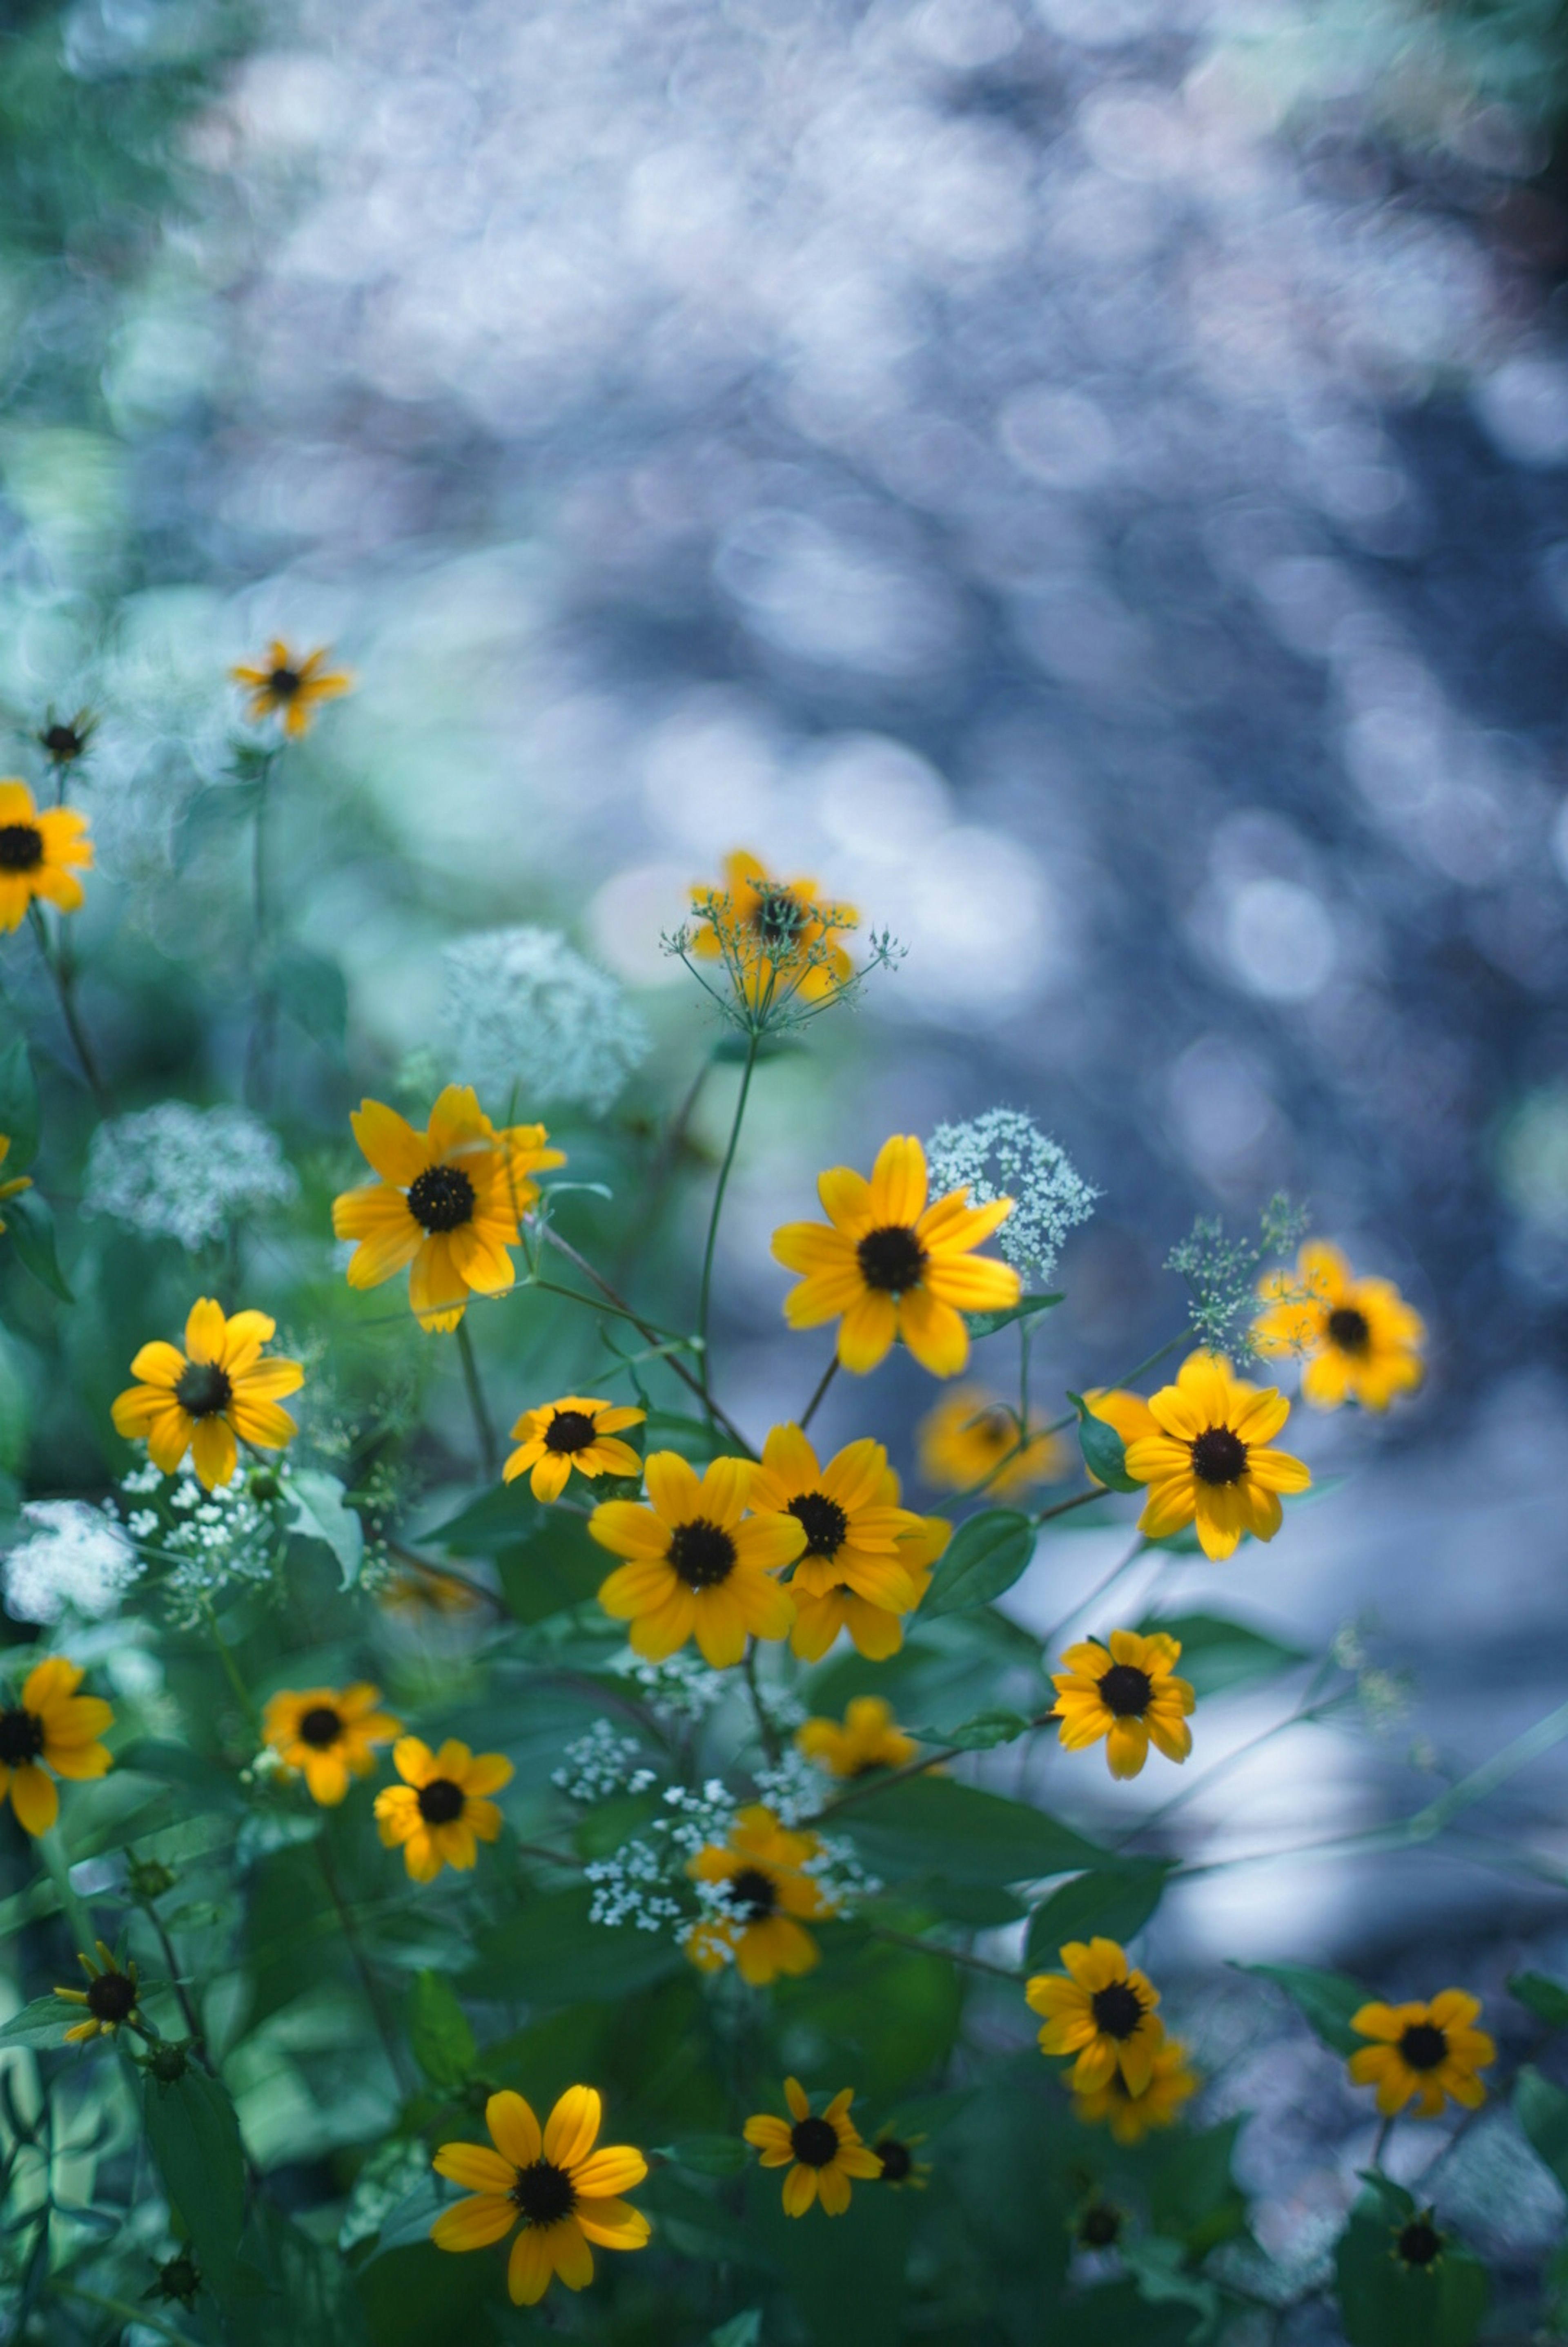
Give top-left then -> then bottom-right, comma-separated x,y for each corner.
1510,1972 -> 1568,2032
964,1292 -> 1063,1341
1135,1612 -> 1309,1698
1025,1863 -> 1172,1964
142,2065 -> 247,2300
407,1970 -> 475,2089
1067,1393 -> 1139,1492
285,1469 -> 363,1587
921,1509 -> 1035,1618
6,1190 -> 71,1302
1238,1961 -> 1366,2057
0,1040 -> 40,1172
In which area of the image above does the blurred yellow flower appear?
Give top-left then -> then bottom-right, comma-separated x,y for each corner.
744,2078 -> 882,2215
796,1696 -> 916,1779
1071,2038 -> 1198,2143
432,2086 -> 649,2305
0,779 -> 91,930
0,1658 -> 112,1834
0,1135 -> 32,1232
232,640 -> 354,736
590,1452 -> 802,1668
374,1736 -> 513,1881
1122,1351 -> 1310,1561
1052,1629 -> 1194,1779
1347,1992 -> 1494,2118
111,1297 -> 304,1490
53,1943 -> 140,2043
691,849 -> 856,1006
686,1805 -> 835,1983
1026,1937 -> 1165,2093
918,1384 -> 1070,1496
1254,1240 -> 1425,1412
503,1395 -> 645,1502
262,1682 -> 402,1805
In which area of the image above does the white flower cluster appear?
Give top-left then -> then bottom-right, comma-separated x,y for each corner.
622,1651 -> 729,1722
121,1464 -> 285,1624
442,926 -> 650,1120
581,1779 -> 736,1936
552,1718 -> 657,1803
926,1109 -> 1098,1286
83,1103 -> 298,1252
2,1502 -> 142,1624
752,1747 -> 825,1829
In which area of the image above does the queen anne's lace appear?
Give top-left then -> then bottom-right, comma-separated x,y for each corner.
2,1502 -> 141,1624
441,926 -> 650,1118
926,1109 -> 1098,1285
83,1104 -> 297,1251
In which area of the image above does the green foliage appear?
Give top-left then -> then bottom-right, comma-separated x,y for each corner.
1136,1612 -> 1310,1698
1237,1962 -> 1367,2056
141,2063 -> 248,2300
922,1508 -> 1036,1617
964,1291 -> 1064,1341
1024,1862 -> 1171,1964
1067,1393 -> 1139,1492
406,1970 -> 475,2088
1510,1971 -> 1568,2031
845,1774 -> 1108,1888
1334,2176 -> 1489,2347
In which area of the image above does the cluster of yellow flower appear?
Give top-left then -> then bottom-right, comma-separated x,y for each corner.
261,1682 -> 513,1883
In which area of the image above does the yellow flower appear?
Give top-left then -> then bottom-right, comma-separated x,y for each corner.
686,1805 -> 835,1984
1122,1350 -> 1310,1561
773,1135 -> 1020,1378
788,1468 -> 948,1662
1254,1240 -> 1425,1413
0,779 -> 92,930
231,640 -> 354,737
1025,1937 -> 1165,2093
1080,1387 -> 1158,1484
1071,2037 -> 1198,2143
503,1395 -> 645,1502
53,1942 -> 141,2043
918,1384 -> 1071,1496
432,2086 -> 650,2306
752,1423 -> 922,1609
1347,1992 -> 1494,2119
691,849 -> 857,1006
111,1297 -> 305,1491
261,1683 -> 402,1806
590,1452 -> 802,1668
0,1657 -> 113,1834
796,1696 -> 917,1779
377,1561 -> 488,1620
332,1087 -> 564,1333
374,1736 -> 514,1882
871,2133 -> 931,2189
744,2077 -> 883,2216
0,1135 -> 32,1233
1052,1629 -> 1195,1780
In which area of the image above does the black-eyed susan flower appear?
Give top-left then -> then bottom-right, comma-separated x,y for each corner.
788,1470 -> 948,1662
1347,1992 -> 1494,2119
332,1088 -> 564,1334
261,1682 -> 402,1805
1071,2038 -> 1197,2143
1392,2210 -> 1445,2269
432,2086 -> 650,2306
0,1657 -> 112,1834
686,1805 -> 835,1984
752,1423 -> 922,1608
872,2132 -> 931,2188
0,1136 -> 31,1233
1122,1351 -> 1310,1562
1254,1240 -> 1425,1413
231,640 -> 354,737
37,711 -> 96,769
692,850 -> 857,1008
1074,2199 -> 1123,2249
503,1395 -> 645,1503
0,779 -> 92,930
1026,1938 -> 1166,2094
590,1452 -> 802,1669
374,1736 -> 514,1882
796,1696 -> 916,1779
111,1298 -> 304,1492
918,1385 -> 1070,1497
53,1942 -> 142,2042
744,2078 -> 882,2216
771,1134 -> 1020,1378
1052,1630 -> 1195,1780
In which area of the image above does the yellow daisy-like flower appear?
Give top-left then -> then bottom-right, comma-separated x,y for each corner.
432,2086 -> 650,2306
744,2078 -> 883,2216
796,1696 -> 917,1779
374,1736 -> 514,1882
53,1942 -> 141,2043
0,778 -> 92,931
111,1298 -> 305,1493
503,1395 -> 645,1503
231,640 -> 354,737
1080,1387 -> 1158,1484
686,1805 -> 836,1984
752,1423 -> 922,1609
1052,1629 -> 1195,1780
872,2133 -> 931,2189
692,849 -> 857,1007
788,1470 -> 949,1662
918,1384 -> 1070,1497
771,1134 -> 1020,1379
1071,2038 -> 1198,2144
590,1452 -> 803,1669
1347,1992 -> 1494,2119
1025,1937 -> 1166,2094
332,1086 -> 565,1333
1122,1351 -> 1310,1562
0,1657 -> 113,1835
0,1135 -> 32,1234
1254,1240 -> 1425,1413
261,1682 -> 402,1806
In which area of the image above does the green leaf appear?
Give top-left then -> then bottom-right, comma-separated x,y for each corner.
0,1039 -> 40,1172
466,1890 -> 685,2004
964,1292 -> 1063,1341
498,1511 -> 610,1625
142,2065 -> 247,2300
1025,1862 -> 1172,1964
1135,1611 -> 1309,1698
268,945 -> 347,1050
1510,1972 -> 1568,2032
844,1774 -> 1108,1888
903,1707 -> 1031,1751
407,1970 -> 475,2089
922,1509 -> 1036,1619
666,2133 -> 747,2178
1239,1961 -> 1366,2057
426,1480 -> 539,1555
1146,2117 -> 1247,2256
285,1470 -> 363,1587
1515,2064 -> 1568,2190
0,1994 -> 77,2046
1334,2182 -> 1489,2347
6,1190 -> 71,1302
1068,1393 -> 1138,1493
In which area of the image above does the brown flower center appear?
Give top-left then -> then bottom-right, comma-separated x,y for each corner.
1399,2021 -> 1447,2072
267,666 -> 302,698
1190,1426 -> 1246,1485
511,2159 -> 577,2227
416,1777 -> 465,1824
1078,2201 -> 1121,2247
407,1163 -> 476,1234
1098,1664 -> 1153,1718
1396,2217 -> 1443,2268
1090,1980 -> 1146,2040
0,824 -> 44,873
790,2115 -> 840,2168
787,1489 -> 849,1560
877,2139 -> 913,2182
668,1517 -> 736,1590
86,1970 -> 137,2024
175,1360 -> 233,1418
1327,1305 -> 1371,1356
543,1408 -> 597,1454
729,1866 -> 777,1921
856,1224 -> 927,1294
0,1706 -> 45,1765
41,724 -> 85,761
298,1707 -> 343,1749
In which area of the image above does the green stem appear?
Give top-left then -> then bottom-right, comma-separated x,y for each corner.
696,1031 -> 760,1406
810,1709 -> 1060,1827
541,1228 -> 757,1457
867,1925 -> 1023,1982
27,904 -> 112,1113
798,1352 -> 839,1433
1371,2115 -> 1394,2173
741,1642 -> 782,1767
245,750 -> 281,1109
1031,1488 -> 1107,1527
198,1597 -> 260,1740
1038,1329 -> 1192,1438
137,1895 -> 209,2064
455,1318 -> 499,1479
315,1833 -> 412,2090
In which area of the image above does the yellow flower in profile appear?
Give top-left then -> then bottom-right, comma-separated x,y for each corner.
111,1298 -> 304,1491
918,1384 -> 1070,1496
0,1136 -> 31,1232
503,1395 -> 645,1502
686,1805 -> 835,1984
261,1683 -> 402,1806
692,849 -> 857,1006
1072,2038 -> 1198,2143
788,1469 -> 948,1662
374,1736 -> 514,1881
1052,1630 -> 1195,1780
231,640 -> 354,737
432,2086 -> 650,2306
53,1943 -> 141,2043
1254,1241 -> 1425,1413
1347,1992 -> 1494,2118
332,1087 -> 564,1333
1026,1938 -> 1165,2093
0,779 -> 92,930
744,2078 -> 882,2216
773,1136 -> 1019,1378
796,1696 -> 917,1779
0,1658 -> 113,1834
1122,1351 -> 1310,1561
590,1453 -> 802,1668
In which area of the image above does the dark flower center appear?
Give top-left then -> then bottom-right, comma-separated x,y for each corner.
511,2159 -> 577,2227
668,1517 -> 737,1590
156,2252 -> 201,2304
877,2139 -> 913,2182
750,887 -> 808,952
543,1408 -> 597,1454
787,1489 -> 849,1559
86,1970 -> 137,2023
175,1360 -> 233,1419
790,2115 -> 841,2168
1396,2217 -> 1443,2268
298,1706 -> 343,1748
268,666 -> 302,698
729,1866 -> 777,1921
1327,1305 -> 1371,1356
0,1706 -> 45,1765
416,1777 -> 465,1824
1098,1663 -> 1153,1717
856,1224 -> 927,1294
1190,1426 -> 1247,1485
1078,2201 -> 1121,2247
977,1409 -> 1014,1448
1090,1980 -> 1146,2040
41,724 -> 84,761
1399,2022 -> 1448,2072
0,824 -> 44,873
407,1163 -> 476,1234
